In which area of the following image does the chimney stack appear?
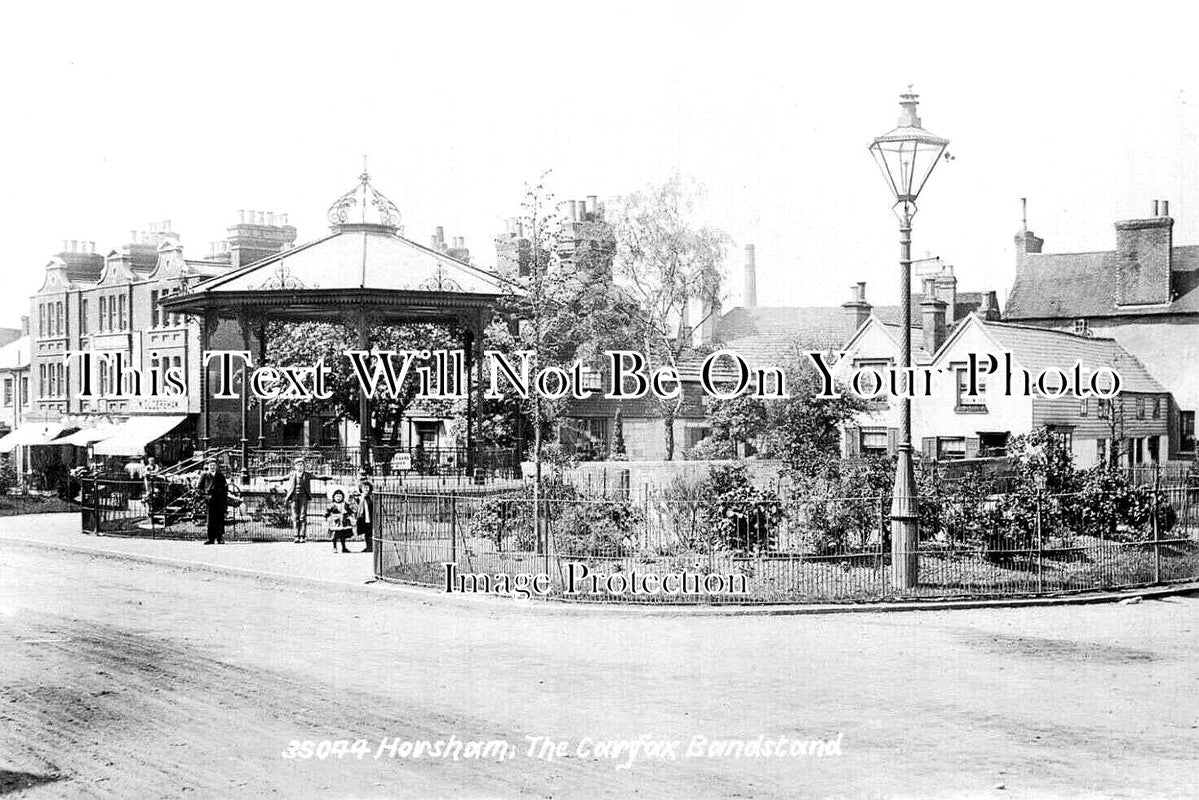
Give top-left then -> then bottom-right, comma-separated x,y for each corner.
1015,197 -> 1045,270
979,291 -> 1001,321
842,281 -> 872,334
743,244 -> 757,308
920,286 -> 948,354
20,315 -> 29,336
1115,206 -> 1173,306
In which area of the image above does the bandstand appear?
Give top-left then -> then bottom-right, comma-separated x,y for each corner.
161,170 -> 518,483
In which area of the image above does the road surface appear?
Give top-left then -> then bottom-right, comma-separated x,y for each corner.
0,529 -> 1196,798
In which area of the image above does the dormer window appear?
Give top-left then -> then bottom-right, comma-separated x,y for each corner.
1074,318 -> 1090,336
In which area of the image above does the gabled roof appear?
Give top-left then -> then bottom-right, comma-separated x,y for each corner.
189,227 -> 514,296
1005,245 -> 1199,319
935,315 -> 1166,394
0,335 -> 31,370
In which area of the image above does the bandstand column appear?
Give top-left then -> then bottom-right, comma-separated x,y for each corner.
474,309 -> 485,483
356,314 -> 372,472
237,313 -> 253,484
256,320 -> 268,451
199,310 -> 217,453
462,319 -> 474,479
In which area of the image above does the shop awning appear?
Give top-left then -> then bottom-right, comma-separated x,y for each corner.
54,426 -> 120,447
92,416 -> 187,457
0,423 -> 68,453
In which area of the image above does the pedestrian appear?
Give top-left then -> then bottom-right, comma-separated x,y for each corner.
326,488 -> 353,553
282,457 -> 314,543
197,458 -> 227,545
354,470 -> 375,553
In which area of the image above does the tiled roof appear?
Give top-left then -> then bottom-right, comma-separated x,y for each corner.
979,320 -> 1165,394
1005,245 -> 1199,319
0,335 -> 30,370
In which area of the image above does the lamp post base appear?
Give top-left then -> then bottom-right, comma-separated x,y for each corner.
891,447 -> 920,590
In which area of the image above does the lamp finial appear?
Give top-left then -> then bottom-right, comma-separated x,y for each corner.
898,86 -> 921,128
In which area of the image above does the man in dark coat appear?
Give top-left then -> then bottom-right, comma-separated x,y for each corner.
354,470 -> 375,553
198,458 -> 227,545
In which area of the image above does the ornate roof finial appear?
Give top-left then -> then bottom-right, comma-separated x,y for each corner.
327,162 -> 401,233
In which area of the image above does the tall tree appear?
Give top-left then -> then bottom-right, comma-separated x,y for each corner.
610,174 -> 728,459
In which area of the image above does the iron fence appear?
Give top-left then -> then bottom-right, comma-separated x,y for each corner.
374,486 -> 1199,604
76,475 -> 1199,604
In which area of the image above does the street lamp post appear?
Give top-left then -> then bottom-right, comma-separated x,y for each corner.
868,88 -> 949,590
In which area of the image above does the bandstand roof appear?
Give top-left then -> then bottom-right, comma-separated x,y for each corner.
161,171 -> 518,324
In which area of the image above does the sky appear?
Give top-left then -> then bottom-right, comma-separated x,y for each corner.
1,1 -> 1197,326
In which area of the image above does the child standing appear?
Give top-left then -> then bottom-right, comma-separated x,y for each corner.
326,489 -> 353,553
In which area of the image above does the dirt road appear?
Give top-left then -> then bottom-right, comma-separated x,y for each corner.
1,535 -> 1197,798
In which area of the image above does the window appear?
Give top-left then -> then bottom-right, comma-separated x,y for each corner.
580,366 -> 602,391
118,294 -> 127,330
3,378 -> 11,407
1136,397 -> 1145,420
38,304 -> 44,337
1043,425 -> 1074,454
684,426 -> 710,450
955,368 -> 986,411
979,431 -> 1010,457
151,290 -> 159,328
1098,399 -> 1111,419
1074,318 -> 1090,336
1152,397 -> 1162,419
55,302 -> 62,336
80,299 -> 88,334
1148,436 -> 1160,463
38,364 -> 45,396
106,295 -> 115,331
860,429 -> 889,456
99,297 -> 107,331
1182,411 -> 1196,453
20,376 -> 28,405
1079,398 -> 1089,416
937,437 -> 967,461
567,417 -> 610,457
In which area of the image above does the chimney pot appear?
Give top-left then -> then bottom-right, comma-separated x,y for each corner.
61,240 -> 68,252
89,241 -> 95,253
1154,200 -> 1160,216
1162,200 -> 1170,216
280,213 -> 288,225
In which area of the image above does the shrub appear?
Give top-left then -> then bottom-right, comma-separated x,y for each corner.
469,477 -> 642,556
0,455 -> 17,496
695,464 -> 783,555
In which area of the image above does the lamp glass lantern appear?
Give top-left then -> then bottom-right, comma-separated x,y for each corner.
869,89 -> 949,216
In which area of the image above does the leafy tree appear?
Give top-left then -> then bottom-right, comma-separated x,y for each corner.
610,174 -> 728,460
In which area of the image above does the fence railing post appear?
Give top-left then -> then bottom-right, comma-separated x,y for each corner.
1152,466 -> 1161,584
1035,491 -> 1044,594
449,492 -> 457,568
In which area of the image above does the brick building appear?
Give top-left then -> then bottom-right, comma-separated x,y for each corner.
1004,200 -> 1199,460
24,214 -> 296,462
